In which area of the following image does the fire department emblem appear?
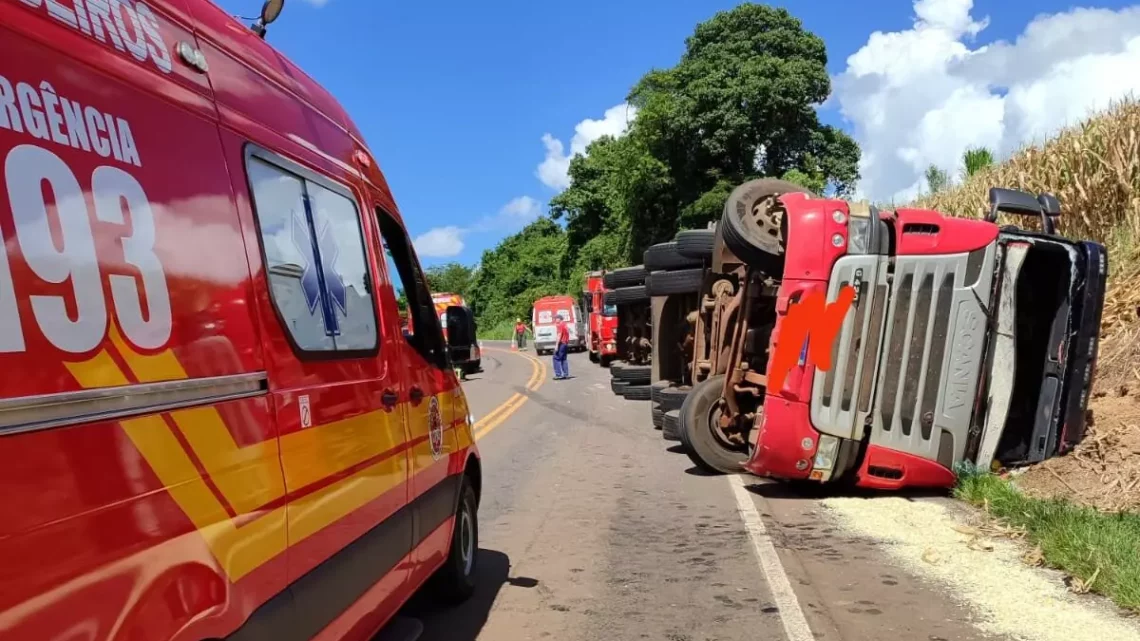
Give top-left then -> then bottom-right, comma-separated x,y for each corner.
428,396 -> 444,461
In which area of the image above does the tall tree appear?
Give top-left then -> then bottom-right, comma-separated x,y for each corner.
468,218 -> 569,330
424,262 -> 475,299
926,164 -> 950,194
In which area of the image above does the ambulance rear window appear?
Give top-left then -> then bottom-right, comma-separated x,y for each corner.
247,155 -> 378,355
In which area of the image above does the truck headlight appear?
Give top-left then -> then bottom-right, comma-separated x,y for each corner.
813,434 -> 840,472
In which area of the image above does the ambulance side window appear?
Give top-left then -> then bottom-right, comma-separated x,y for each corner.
375,208 -> 448,369
247,155 -> 378,355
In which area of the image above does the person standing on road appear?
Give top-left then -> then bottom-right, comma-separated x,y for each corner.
515,318 -> 528,349
553,313 -> 571,380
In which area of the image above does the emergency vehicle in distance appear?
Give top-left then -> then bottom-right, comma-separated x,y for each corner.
0,2 -> 483,640
433,292 -> 481,375
531,294 -> 587,355
583,271 -> 618,365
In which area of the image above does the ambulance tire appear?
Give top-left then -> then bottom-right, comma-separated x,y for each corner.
720,178 -> 814,274
644,241 -> 702,272
646,268 -> 703,297
662,410 -> 682,441
604,285 -> 649,306
429,477 -> 479,604
615,364 -> 651,385
603,265 -> 647,289
675,229 -> 716,260
622,384 -> 651,401
679,375 -> 748,474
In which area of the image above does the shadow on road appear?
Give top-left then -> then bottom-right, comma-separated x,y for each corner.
665,445 -> 686,454
742,479 -> 949,502
398,548 -> 532,641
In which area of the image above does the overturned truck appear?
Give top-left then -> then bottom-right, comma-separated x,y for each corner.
678,179 -> 1106,489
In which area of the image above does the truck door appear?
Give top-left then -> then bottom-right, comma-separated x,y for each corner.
373,206 -> 464,585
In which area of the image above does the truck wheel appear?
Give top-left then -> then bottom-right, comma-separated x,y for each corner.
603,265 -> 647,289
662,410 -> 682,441
604,286 -> 649,306
615,364 -> 651,385
654,385 -> 689,411
720,179 -> 813,274
644,241 -> 703,271
622,384 -> 652,401
646,268 -> 704,297
611,379 -> 629,396
679,375 -> 747,474
651,403 -> 665,429
675,229 -> 715,260
589,350 -> 599,363
428,478 -> 478,604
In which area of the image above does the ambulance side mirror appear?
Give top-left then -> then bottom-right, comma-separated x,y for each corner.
445,305 -> 476,350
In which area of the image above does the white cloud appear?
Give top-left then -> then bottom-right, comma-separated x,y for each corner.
834,0 -> 1140,203
413,226 -> 465,258
498,196 -> 542,221
414,196 -> 545,259
536,103 -> 637,190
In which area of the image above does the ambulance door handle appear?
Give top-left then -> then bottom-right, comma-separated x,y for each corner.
409,386 -> 424,405
381,389 -> 399,410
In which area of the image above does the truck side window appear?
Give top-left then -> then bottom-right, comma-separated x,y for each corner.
375,208 -> 448,369
247,156 -> 378,354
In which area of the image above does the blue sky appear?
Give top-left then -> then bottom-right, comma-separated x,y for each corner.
215,0 -> 1140,266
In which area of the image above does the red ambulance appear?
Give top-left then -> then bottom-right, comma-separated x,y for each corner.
0,1 -> 483,640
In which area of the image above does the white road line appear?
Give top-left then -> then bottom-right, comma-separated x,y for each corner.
728,475 -> 815,641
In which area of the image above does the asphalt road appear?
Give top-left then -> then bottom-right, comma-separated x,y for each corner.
399,343 -> 1008,641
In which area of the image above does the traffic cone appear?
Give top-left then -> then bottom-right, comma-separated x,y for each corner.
510,334 -> 518,351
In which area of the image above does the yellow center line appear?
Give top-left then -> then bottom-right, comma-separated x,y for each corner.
473,347 -> 546,441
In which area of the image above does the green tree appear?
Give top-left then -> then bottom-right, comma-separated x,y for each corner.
468,217 -> 569,331
962,146 -> 994,179
926,164 -> 950,194
424,262 -> 475,299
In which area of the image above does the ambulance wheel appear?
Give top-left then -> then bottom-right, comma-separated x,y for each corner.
679,375 -> 748,474
720,178 -> 814,274
429,478 -> 479,604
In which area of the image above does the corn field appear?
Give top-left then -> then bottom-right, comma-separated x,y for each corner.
912,99 -> 1140,350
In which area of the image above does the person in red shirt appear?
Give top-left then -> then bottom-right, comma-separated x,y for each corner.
553,313 -> 571,380
514,318 -> 528,349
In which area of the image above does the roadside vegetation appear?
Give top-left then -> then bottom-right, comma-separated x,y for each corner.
956,473 -> 1140,612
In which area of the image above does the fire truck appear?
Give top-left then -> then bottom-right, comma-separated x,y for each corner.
658,179 -> 1106,489
0,1 -> 484,640
583,271 -> 619,365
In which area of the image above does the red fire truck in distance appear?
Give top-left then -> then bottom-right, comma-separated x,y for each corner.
584,271 -> 619,365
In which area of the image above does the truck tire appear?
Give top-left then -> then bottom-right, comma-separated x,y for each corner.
603,265 -> 647,289
651,403 -> 665,429
675,229 -> 715,260
611,379 -> 629,395
622,384 -> 651,401
654,385 -> 689,411
679,375 -> 748,474
604,285 -> 649,306
662,410 -> 682,441
615,364 -> 651,385
646,268 -> 704,297
609,361 -> 627,377
720,179 -> 813,274
644,241 -> 702,271
427,477 -> 478,603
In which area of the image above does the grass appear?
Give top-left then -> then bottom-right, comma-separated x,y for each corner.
955,473 -> 1140,612
477,319 -> 517,341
